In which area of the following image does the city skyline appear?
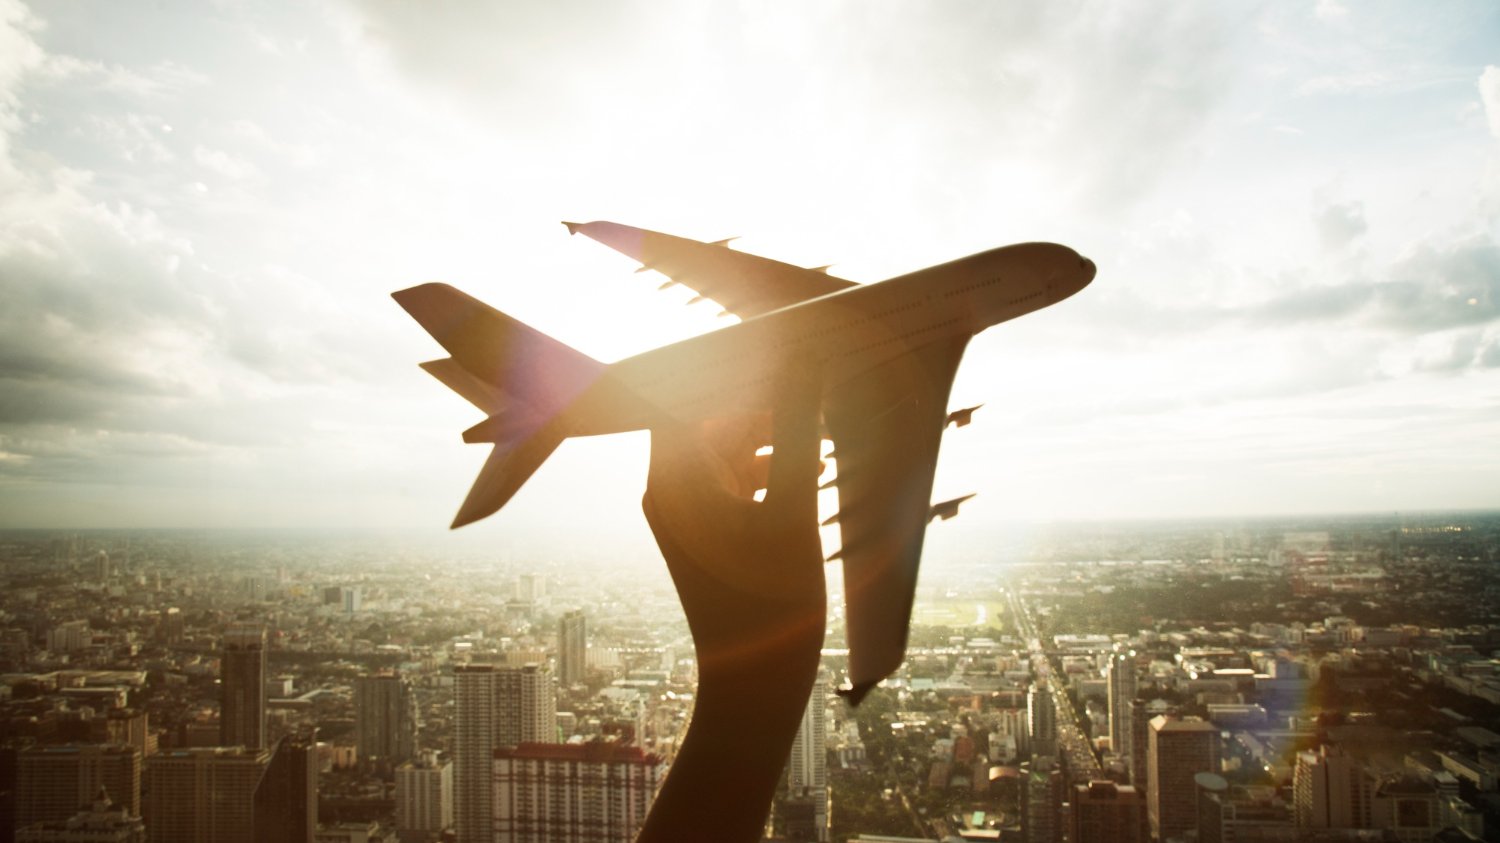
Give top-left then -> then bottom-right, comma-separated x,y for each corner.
1,513 -> 1497,840
1,1 -> 1498,549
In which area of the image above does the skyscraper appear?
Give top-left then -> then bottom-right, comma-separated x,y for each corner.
1128,698 -> 1149,789
454,666 -> 496,843
1070,780 -> 1148,843
1022,755 -> 1063,843
1106,650 -> 1136,758
787,674 -> 827,793
220,625 -> 266,750
356,671 -> 417,768
253,732 -> 317,843
492,742 -> 662,843
455,664 -> 557,843
158,608 -> 183,645
1027,683 -> 1057,758
558,610 -> 587,687
1147,716 -> 1221,842
785,673 -> 829,841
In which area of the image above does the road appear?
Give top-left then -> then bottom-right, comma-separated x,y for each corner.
1006,588 -> 1104,781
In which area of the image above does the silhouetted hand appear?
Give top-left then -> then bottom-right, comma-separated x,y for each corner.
635,372 -> 827,843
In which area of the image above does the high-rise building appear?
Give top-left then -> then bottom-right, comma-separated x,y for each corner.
558,610 -> 587,687
1106,650 -> 1136,757
94,551 -> 110,582
1070,780 -> 1148,843
455,664 -> 557,843
455,666 -> 498,843
1195,772 -> 1231,843
515,574 -> 546,604
396,752 -> 453,843
784,674 -> 829,841
355,672 -> 417,768
787,675 -> 827,793
144,746 -> 268,843
1147,716 -> 1221,842
995,707 -> 1030,756
158,608 -> 183,645
253,732 -> 317,843
1293,745 -> 1372,829
1022,755 -> 1063,843
492,742 -> 663,843
1128,698 -> 1149,789
220,625 -> 266,750
1027,683 -> 1057,758
16,745 -> 141,829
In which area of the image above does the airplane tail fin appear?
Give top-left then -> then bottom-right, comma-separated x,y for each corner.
393,283 -> 607,528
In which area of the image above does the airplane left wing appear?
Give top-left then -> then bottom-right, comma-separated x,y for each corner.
822,336 -> 970,704
564,221 -> 856,319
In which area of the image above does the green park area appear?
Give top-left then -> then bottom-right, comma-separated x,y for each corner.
911,599 -> 1007,630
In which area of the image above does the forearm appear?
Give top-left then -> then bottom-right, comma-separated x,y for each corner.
636,588 -> 824,842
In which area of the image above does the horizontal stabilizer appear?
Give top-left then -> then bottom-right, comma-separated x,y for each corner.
452,425 -> 565,528
393,283 -> 605,417
394,283 -> 602,529
462,411 -> 547,445
420,358 -> 506,413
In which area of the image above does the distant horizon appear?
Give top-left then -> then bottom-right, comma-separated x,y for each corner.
5,505 -> 1496,534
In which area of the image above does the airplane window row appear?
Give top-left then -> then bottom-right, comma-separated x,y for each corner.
945,274 -> 1008,298
631,286 -> 1029,399
834,316 -> 965,357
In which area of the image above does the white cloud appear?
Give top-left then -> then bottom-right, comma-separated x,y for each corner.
0,0 -> 44,169
1480,65 -> 1500,141
38,54 -> 207,98
4,0 -> 1500,528
1314,0 -> 1349,22
1298,70 -> 1390,96
193,145 -> 259,181
1313,197 -> 1367,252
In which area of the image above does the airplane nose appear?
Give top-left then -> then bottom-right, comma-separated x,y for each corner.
1077,256 -> 1096,288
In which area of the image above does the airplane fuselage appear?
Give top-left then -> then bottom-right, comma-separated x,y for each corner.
567,242 -> 1094,434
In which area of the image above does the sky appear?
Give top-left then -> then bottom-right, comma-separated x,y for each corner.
1,0 -> 1498,559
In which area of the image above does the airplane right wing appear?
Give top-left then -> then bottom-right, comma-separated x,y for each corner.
564,221 -> 856,319
823,335 -> 970,704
